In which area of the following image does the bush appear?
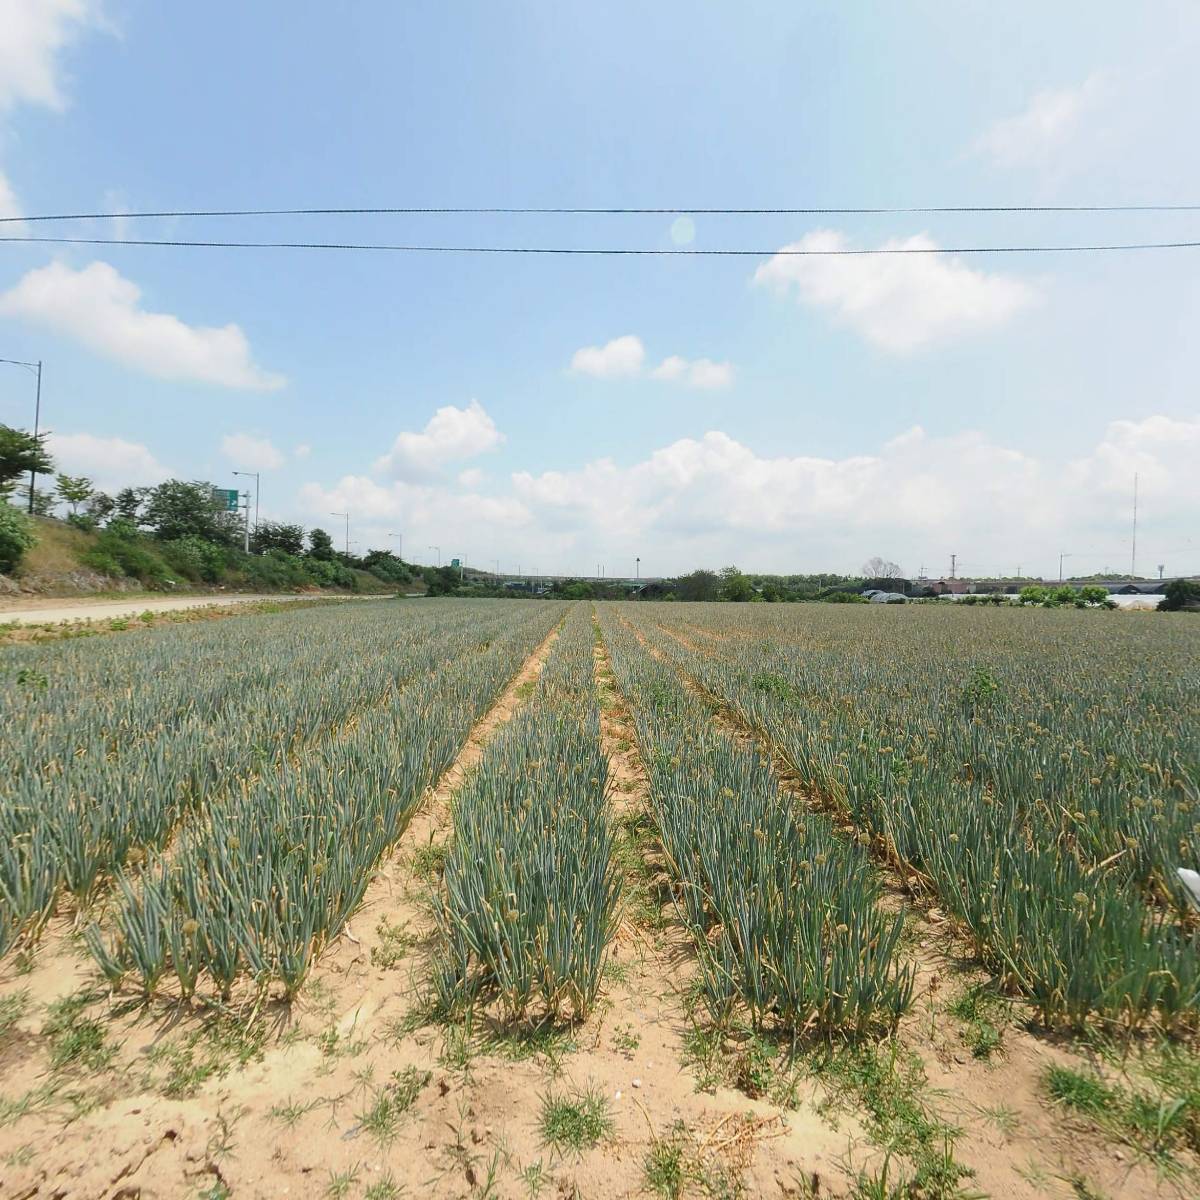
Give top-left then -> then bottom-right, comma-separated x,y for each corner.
159,535 -> 227,583
1159,579 -> 1200,612
82,528 -> 174,586
0,504 -> 36,574
821,590 -> 867,604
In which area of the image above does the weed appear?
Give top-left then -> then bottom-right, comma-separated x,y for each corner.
325,1163 -> 362,1199
0,990 -> 29,1039
644,1122 -> 690,1197
269,1096 -> 321,1128
519,1157 -> 549,1198
538,1084 -> 613,1156
440,1022 -> 475,1072
43,992 -> 113,1072
946,983 -> 1009,1060
356,1067 -> 430,1146
1046,1066 -> 1116,1117
364,1174 -> 404,1200
371,917 -> 416,970
412,841 -> 448,882
612,1023 -> 640,1057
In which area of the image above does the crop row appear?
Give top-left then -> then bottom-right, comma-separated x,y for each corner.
2,601 -> 564,980
626,603 -> 1200,1032
597,608 -> 913,1035
434,604 -> 620,1022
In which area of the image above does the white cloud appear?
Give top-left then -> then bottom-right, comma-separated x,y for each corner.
46,431 -> 170,491
754,230 -> 1037,352
0,170 -> 20,222
573,339 -> 734,389
569,334 -> 645,378
0,0 -> 100,113
293,413 -> 1200,578
221,433 -> 285,471
293,443 -> 312,459
650,355 -> 734,389
974,75 -> 1106,169
374,399 -> 503,480
0,261 -> 285,389
457,467 -> 485,488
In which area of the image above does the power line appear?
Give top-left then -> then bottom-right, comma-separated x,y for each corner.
2,234 -> 1200,256
2,204 -> 1200,223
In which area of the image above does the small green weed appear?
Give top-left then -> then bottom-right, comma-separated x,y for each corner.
43,992 -> 114,1072
356,1066 -> 430,1146
538,1084 -> 613,1156
0,990 -> 29,1039
371,917 -> 416,970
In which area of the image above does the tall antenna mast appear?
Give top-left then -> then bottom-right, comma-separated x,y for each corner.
1131,472 -> 1138,577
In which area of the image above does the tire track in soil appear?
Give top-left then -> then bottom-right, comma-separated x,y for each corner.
631,608 -> 1183,1200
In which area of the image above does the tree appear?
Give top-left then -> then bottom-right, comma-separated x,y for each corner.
251,521 -> 306,555
86,492 -> 116,524
1159,579 -> 1200,612
113,486 -> 149,524
308,527 -> 335,561
862,556 -> 903,580
719,566 -> 755,602
27,487 -> 56,517
0,505 -> 35,574
55,474 -> 94,515
141,480 -> 242,546
673,568 -> 720,602
0,425 -> 54,501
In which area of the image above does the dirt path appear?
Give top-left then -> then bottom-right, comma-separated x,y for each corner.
0,592 -> 348,625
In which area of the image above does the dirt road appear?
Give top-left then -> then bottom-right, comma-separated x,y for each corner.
0,592 -> 315,626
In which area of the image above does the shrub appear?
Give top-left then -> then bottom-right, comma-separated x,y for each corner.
0,504 -> 36,574
1159,579 -> 1200,612
160,536 -> 227,583
82,528 -> 174,586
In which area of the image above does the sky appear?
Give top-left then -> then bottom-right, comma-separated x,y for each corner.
0,1 -> 1198,580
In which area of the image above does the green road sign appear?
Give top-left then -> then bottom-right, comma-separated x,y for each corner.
215,488 -> 239,511
451,557 -> 461,568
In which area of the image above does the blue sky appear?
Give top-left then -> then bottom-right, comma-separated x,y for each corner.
0,1 -> 1197,579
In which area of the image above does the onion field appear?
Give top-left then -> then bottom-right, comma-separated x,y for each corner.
3,597 -> 1200,1199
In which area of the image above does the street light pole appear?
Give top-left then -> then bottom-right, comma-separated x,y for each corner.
330,512 -> 349,556
636,556 -> 640,581
1058,552 -> 1071,583
388,532 -> 403,562
232,471 -> 260,541
0,358 -> 42,513
428,544 -> 441,566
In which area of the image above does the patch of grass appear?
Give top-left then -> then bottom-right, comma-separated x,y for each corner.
364,1174 -> 403,1200
1044,1062 -> 1199,1169
644,1122 -> 689,1198
356,1066 -> 430,1146
803,1039 -> 974,1198
519,1157 -> 549,1198
145,1014 -> 266,1099
538,1084 -> 613,1157
43,991 -> 114,1072
411,840 -> 448,882
977,1103 -> 1019,1137
370,916 -> 416,970
1046,1065 -> 1117,1116
483,1020 -> 576,1066
440,1021 -> 475,1072
0,990 -> 30,1040
945,982 -> 1009,1060
612,1023 -> 640,1058
325,1163 -> 362,1199
0,1081 -> 60,1127
317,1022 -> 369,1061
268,1096 -> 321,1128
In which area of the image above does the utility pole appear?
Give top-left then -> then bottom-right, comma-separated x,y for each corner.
492,558 -> 499,579
636,556 -> 640,581
1158,564 -> 1165,580
232,471 -> 260,540
1058,552 -> 1071,582
330,512 -> 349,555
950,553 -> 957,579
0,358 -> 43,512
388,532 -> 402,562
428,545 -> 441,566
1131,472 -> 1139,577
